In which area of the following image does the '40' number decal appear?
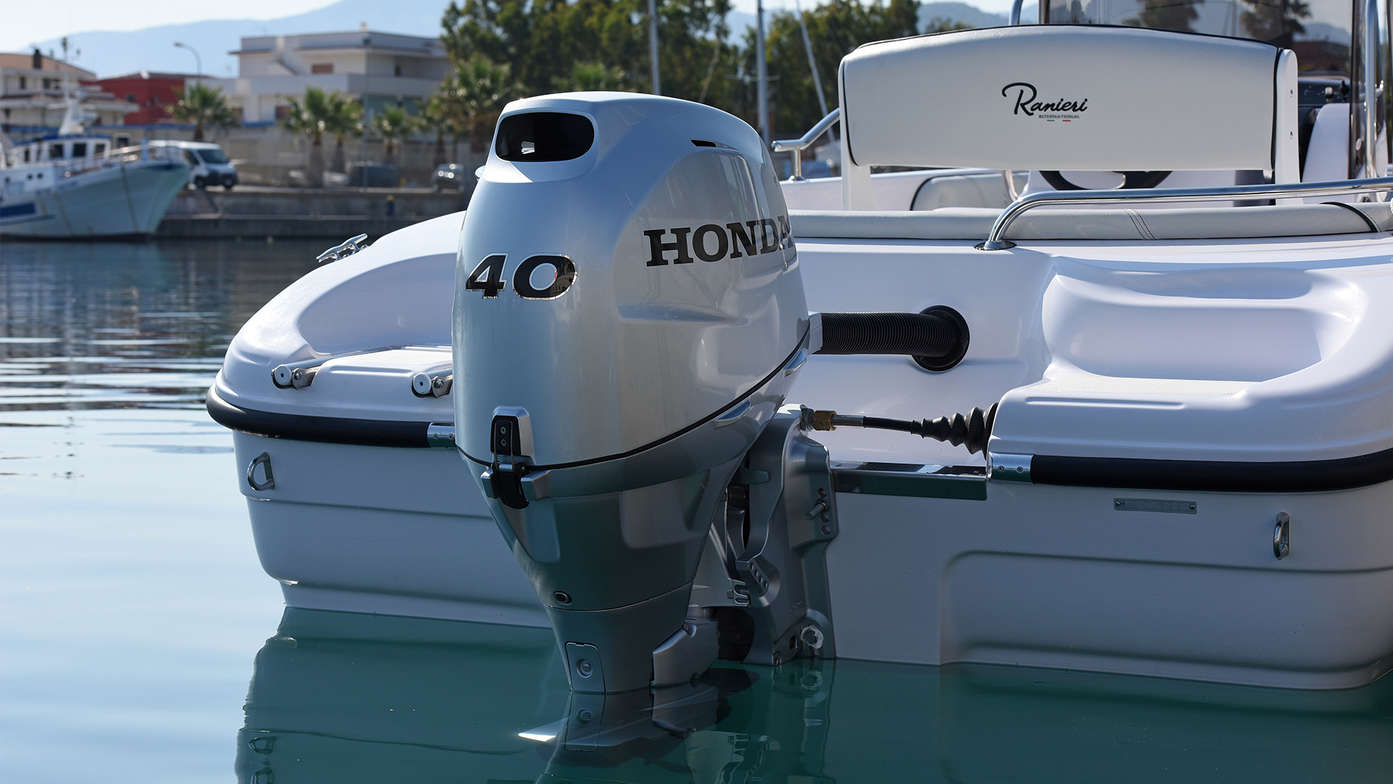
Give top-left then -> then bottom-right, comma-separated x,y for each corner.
465,254 -> 577,300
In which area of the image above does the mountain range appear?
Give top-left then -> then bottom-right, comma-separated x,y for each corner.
29,0 -> 1014,79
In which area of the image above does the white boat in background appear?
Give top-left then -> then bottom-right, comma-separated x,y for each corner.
213,2 -> 1393,697
0,89 -> 188,239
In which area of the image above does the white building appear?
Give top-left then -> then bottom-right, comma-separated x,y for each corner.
212,29 -> 449,124
0,51 -> 134,134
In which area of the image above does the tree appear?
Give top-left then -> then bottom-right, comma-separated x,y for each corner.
435,55 -> 521,155
322,92 -> 363,174
169,82 -> 236,141
424,92 -> 466,166
747,0 -> 924,138
372,105 -> 420,165
1241,0 -> 1311,47
554,61 -> 630,92
281,87 -> 337,186
1124,0 -> 1201,33
441,0 -> 736,105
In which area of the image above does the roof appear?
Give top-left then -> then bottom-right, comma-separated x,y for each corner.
232,30 -> 444,56
94,72 -> 199,82
0,53 -> 94,78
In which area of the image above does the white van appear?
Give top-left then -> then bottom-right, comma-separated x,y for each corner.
148,141 -> 238,190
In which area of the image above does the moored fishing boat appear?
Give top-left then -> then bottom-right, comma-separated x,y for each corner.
0,90 -> 188,238
211,3 -> 1393,694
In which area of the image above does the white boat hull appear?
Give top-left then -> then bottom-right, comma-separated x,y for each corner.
0,160 -> 187,238
230,424 -> 1393,689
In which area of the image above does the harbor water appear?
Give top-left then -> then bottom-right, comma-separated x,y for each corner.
3,239 -> 1393,782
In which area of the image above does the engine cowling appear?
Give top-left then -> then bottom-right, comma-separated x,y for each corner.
453,93 -> 809,693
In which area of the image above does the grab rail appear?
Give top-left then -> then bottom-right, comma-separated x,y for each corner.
1361,0 -> 1381,179
1009,0 -> 1026,24
978,177 -> 1393,250
771,108 -> 841,181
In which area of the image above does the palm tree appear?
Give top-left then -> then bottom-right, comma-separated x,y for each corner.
438,55 -> 520,156
281,86 -> 334,186
169,83 -> 236,141
322,92 -> 363,174
371,105 -> 419,166
424,92 -> 466,167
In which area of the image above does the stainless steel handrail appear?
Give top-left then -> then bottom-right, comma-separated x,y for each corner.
1362,0 -> 1381,179
1009,0 -> 1026,25
771,108 -> 841,180
978,177 -> 1393,250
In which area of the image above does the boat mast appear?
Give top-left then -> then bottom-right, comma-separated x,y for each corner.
649,0 -> 661,94
794,0 -> 829,117
757,0 -> 770,142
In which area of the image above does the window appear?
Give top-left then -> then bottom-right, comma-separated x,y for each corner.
94,143 -> 105,155
22,149 -> 30,162
18,76 -> 25,89
196,147 -> 229,164
184,150 -> 199,166
394,64 -> 402,77
126,94 -> 135,102
71,142 -> 87,157
311,63 -> 334,74
49,143 -> 63,159
115,136 -> 130,148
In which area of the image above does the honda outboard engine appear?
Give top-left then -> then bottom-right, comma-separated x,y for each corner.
453,93 -> 808,694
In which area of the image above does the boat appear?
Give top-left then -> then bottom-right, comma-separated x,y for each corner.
211,4 -> 1393,694
0,87 -> 189,238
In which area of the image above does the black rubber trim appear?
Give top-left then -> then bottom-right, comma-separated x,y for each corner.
1030,448 -> 1393,493
461,327 -> 810,470
1321,200 -> 1381,232
206,387 -> 433,448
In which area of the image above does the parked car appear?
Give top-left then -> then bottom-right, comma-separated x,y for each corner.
348,163 -> 400,188
148,141 -> 238,190
434,163 -> 466,191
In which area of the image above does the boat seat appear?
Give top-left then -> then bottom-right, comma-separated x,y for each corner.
791,203 -> 1392,242
838,25 -> 1298,210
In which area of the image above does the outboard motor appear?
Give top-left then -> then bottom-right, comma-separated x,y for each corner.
453,94 -> 808,694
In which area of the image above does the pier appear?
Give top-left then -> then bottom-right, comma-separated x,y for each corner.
157,186 -> 467,239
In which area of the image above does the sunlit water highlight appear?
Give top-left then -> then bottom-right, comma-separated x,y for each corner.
2,238 -> 1393,783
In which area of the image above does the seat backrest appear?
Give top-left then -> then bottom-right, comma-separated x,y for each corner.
837,26 -> 1299,209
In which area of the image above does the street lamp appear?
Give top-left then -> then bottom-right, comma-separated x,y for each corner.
173,41 -> 202,83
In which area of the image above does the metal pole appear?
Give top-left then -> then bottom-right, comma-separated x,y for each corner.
756,0 -> 769,143
1361,0 -> 1379,178
794,0 -> 828,117
649,0 -> 661,95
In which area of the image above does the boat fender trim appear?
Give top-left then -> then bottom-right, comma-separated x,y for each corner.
1020,448 -> 1393,493
814,306 -> 969,371
205,387 -> 436,448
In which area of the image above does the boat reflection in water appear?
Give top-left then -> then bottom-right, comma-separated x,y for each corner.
237,610 -> 1393,783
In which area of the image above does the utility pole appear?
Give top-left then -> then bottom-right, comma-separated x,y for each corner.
649,0 -> 661,94
756,0 -> 769,143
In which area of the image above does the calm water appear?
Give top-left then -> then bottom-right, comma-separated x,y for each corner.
3,238 -> 1393,783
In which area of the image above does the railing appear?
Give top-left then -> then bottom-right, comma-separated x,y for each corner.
1009,0 -> 1027,25
978,177 -> 1393,250
1362,0 -> 1381,179
771,108 -> 840,181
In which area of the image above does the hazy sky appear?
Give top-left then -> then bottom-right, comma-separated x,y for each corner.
0,0 -> 1017,53
1,0 -> 336,51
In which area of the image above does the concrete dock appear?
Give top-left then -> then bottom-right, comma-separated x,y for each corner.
157,186 -> 467,239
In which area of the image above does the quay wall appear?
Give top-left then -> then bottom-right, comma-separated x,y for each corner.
157,186 -> 467,239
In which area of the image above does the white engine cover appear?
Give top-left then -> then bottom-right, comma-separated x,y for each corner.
453,93 -> 806,467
